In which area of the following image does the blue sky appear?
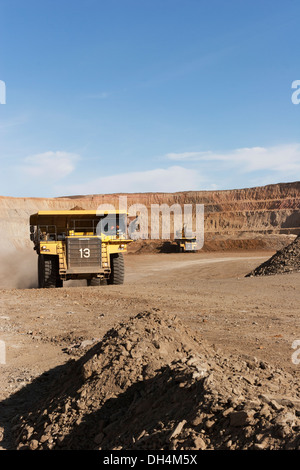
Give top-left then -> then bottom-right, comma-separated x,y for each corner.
0,0 -> 300,197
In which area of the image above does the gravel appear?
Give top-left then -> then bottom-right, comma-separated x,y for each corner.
246,235 -> 300,277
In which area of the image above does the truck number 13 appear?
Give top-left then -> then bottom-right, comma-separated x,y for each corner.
79,248 -> 91,258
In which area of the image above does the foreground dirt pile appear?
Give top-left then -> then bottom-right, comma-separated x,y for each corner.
246,235 -> 300,277
13,310 -> 300,450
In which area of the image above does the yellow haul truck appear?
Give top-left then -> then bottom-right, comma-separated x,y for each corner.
176,237 -> 197,252
29,210 -> 132,288
175,225 -> 197,252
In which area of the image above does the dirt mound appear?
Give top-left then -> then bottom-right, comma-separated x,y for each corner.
13,310 -> 300,450
246,235 -> 300,277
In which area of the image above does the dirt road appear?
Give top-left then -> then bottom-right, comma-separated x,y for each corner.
0,250 -> 299,449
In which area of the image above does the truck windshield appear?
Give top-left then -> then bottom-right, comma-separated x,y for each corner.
98,214 -> 126,236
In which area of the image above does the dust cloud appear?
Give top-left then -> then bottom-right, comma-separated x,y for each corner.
0,247 -> 38,289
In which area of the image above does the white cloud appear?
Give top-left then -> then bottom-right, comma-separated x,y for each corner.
11,143 -> 299,198
20,151 -> 80,180
55,166 -> 202,196
166,144 -> 300,175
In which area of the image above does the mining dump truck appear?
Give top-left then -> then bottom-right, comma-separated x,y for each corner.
29,210 -> 132,288
175,226 -> 197,252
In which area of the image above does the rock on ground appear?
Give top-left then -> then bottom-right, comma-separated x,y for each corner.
13,310 -> 300,450
246,235 -> 300,277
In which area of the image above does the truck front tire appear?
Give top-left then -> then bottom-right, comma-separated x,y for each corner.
108,253 -> 124,285
38,255 -> 62,288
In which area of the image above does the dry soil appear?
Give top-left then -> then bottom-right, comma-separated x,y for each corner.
0,250 -> 299,450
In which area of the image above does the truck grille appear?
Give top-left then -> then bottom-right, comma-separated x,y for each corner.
67,237 -> 102,273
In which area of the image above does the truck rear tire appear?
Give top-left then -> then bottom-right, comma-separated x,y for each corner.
38,255 -> 62,288
108,253 -> 124,285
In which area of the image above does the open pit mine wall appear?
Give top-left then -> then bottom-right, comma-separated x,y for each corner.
0,181 -> 299,253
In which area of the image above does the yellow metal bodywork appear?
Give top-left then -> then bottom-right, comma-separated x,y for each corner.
30,210 -> 132,281
175,226 -> 198,252
176,238 -> 198,252
38,238 -> 126,270
29,209 -> 127,223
